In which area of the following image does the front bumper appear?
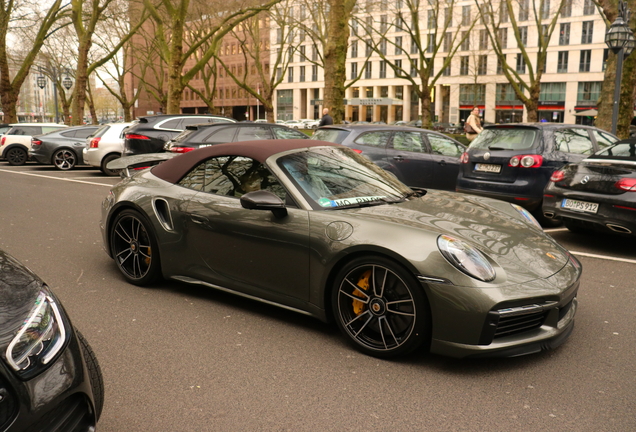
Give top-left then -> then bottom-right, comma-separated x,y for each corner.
425,257 -> 580,358
0,329 -> 98,431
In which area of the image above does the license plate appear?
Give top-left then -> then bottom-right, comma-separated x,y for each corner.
474,163 -> 501,173
561,198 -> 599,214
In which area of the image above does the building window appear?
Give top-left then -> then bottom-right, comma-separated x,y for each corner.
443,32 -> 452,52
287,67 -> 293,83
365,61 -> 372,79
478,55 -> 488,75
276,67 -> 282,80
395,12 -> 403,32
299,66 -> 305,82
519,0 -> 529,21
583,0 -> 595,15
351,62 -> 358,80
461,31 -> 470,50
299,46 -> 306,62
541,0 -> 550,18
395,59 -> 402,77
460,56 -> 469,75
460,84 -> 486,104
276,28 -> 282,44
557,51 -> 569,73
498,28 -> 507,48
496,83 -> 518,102
395,86 -> 403,100
497,54 -> 506,74
579,50 -> 591,72
559,23 -> 570,45
577,82 -> 602,104
445,7 -> 452,26
312,65 -> 318,81
395,36 -> 403,55
411,36 -> 418,54
561,0 -> 572,17
379,61 -> 387,78
427,34 -> 435,53
540,82 -> 566,101
500,1 -> 509,23
516,55 -> 526,73
428,10 -> 435,29
380,39 -> 387,55
519,26 -> 528,46
538,24 -> 549,45
603,48 -> 609,71
462,6 -> 471,26
410,59 -> 418,77
351,20 -> 358,36
312,47 -> 317,61
479,29 -> 489,50
366,87 -> 373,97
581,21 -> 593,44
351,41 -> 358,58
380,15 -> 388,32
365,39 -> 373,56
442,57 -> 450,76
536,53 -> 546,73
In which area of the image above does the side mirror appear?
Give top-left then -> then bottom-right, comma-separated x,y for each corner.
240,190 -> 288,218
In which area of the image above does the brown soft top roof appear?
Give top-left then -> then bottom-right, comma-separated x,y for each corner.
151,139 -> 341,184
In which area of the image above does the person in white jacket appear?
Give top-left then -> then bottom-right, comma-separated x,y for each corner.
465,107 -> 483,142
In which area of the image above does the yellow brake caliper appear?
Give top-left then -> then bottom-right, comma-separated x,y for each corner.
352,270 -> 371,315
145,247 -> 152,266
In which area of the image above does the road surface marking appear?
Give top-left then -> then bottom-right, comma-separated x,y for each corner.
0,169 -> 112,187
570,251 -> 636,264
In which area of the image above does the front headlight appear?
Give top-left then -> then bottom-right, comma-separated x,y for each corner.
5,289 -> 68,379
511,204 -> 542,229
437,235 -> 496,282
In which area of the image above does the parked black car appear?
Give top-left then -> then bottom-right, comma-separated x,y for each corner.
0,249 -> 103,430
456,124 -> 618,220
164,122 -> 309,153
543,138 -> 636,236
123,114 -> 236,156
29,125 -> 100,170
312,124 -> 466,190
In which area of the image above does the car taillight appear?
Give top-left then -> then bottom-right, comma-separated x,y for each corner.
550,170 -> 565,182
31,139 -> 42,146
126,134 -> 150,140
89,137 -> 101,148
1,136 -> 5,146
509,154 -> 543,168
615,178 -> 636,192
168,146 -> 195,154
460,152 -> 469,163
351,149 -> 363,154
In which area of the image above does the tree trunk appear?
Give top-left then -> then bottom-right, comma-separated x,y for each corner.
525,83 -> 540,122
323,0 -> 353,124
419,87 -> 433,128
72,41 -> 91,125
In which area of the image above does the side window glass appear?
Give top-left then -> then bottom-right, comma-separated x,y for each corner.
554,128 -> 594,154
181,118 -> 210,128
60,130 -> 77,137
202,127 -> 236,143
392,131 -> 424,152
75,128 -> 98,138
178,162 -> 207,191
41,127 -> 62,134
13,126 -> 40,135
159,119 -> 182,129
593,130 -> 618,149
427,134 -> 463,157
235,126 -> 273,141
273,127 -> 308,139
198,156 -> 286,200
353,131 -> 392,147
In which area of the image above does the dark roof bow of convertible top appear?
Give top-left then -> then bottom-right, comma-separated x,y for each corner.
151,139 -> 341,184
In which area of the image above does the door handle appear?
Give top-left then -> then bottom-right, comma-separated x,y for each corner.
190,214 -> 209,224
393,155 -> 404,161
438,160 -> 446,166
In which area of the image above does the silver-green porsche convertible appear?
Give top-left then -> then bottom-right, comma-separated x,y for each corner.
101,139 -> 580,359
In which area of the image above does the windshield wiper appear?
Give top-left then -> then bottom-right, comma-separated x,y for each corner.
487,146 -> 511,150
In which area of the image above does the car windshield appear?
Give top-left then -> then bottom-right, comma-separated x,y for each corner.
311,128 -> 351,143
277,147 -> 413,210
469,128 -> 538,151
591,141 -> 636,160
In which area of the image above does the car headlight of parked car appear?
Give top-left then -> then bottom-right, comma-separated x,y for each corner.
511,203 -> 543,230
437,234 -> 497,282
4,287 -> 69,379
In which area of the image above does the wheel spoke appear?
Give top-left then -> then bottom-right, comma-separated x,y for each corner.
379,316 -> 399,347
352,313 -> 374,338
115,223 -> 132,243
116,248 -> 133,264
373,266 -> 388,298
344,278 -> 370,301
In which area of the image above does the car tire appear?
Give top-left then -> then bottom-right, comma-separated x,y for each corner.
331,256 -> 431,358
76,330 -> 104,421
52,149 -> 77,170
101,153 -> 122,176
6,147 -> 27,166
110,209 -> 162,285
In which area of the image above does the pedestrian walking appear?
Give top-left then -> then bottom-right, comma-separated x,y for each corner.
464,107 -> 483,142
318,108 -> 333,127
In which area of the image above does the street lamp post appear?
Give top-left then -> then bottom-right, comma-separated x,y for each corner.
605,0 -> 634,136
35,67 -> 74,124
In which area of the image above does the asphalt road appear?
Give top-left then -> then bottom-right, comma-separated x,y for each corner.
1,163 -> 634,432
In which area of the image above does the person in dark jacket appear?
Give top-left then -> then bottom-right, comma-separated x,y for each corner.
318,108 -> 333,126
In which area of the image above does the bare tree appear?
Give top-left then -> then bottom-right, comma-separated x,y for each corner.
476,0 -> 567,122
0,0 -> 70,122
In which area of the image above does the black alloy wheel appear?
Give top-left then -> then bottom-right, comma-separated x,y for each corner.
101,153 -> 121,176
53,149 -> 77,170
6,147 -> 27,166
76,330 -> 104,421
110,209 -> 161,285
332,256 -> 430,358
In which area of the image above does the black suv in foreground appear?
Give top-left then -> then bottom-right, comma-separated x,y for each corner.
0,249 -> 103,430
164,122 -> 308,153
124,114 -> 235,156
456,123 -> 618,219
